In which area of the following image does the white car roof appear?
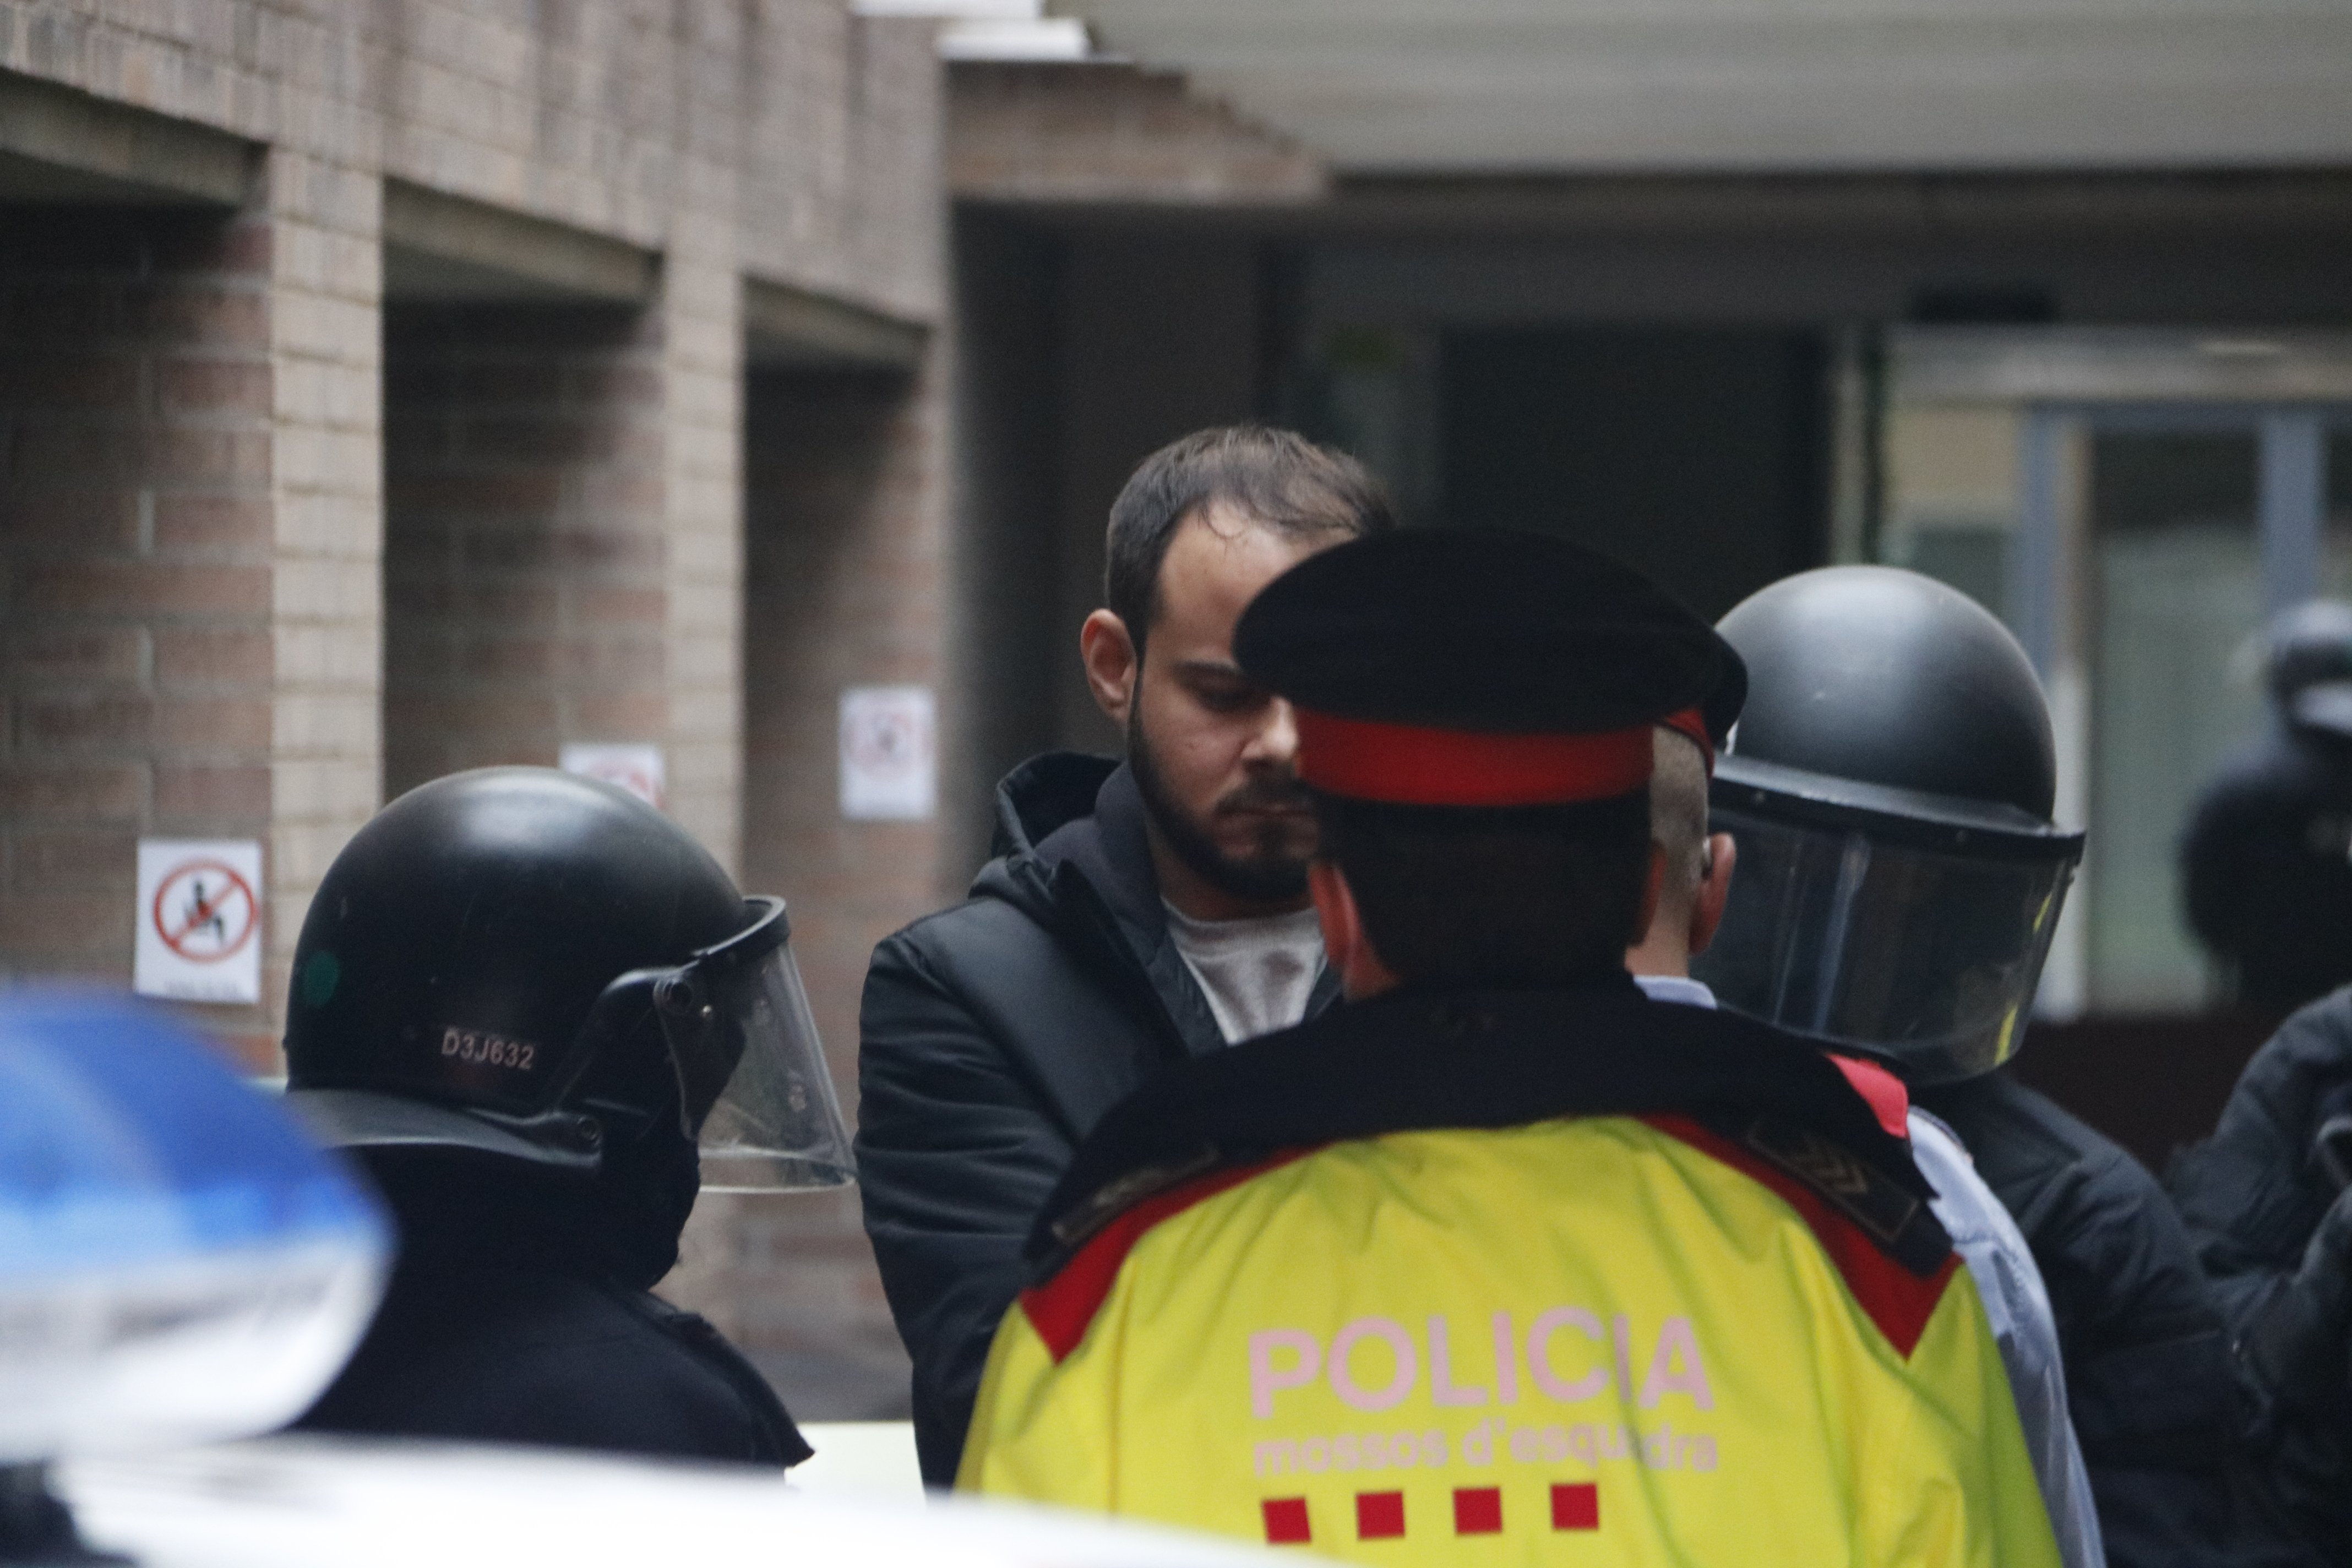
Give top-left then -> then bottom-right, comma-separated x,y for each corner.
62,1435 -> 1317,1568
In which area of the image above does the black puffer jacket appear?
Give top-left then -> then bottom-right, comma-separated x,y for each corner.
2170,989 -> 2352,1568
855,753 -> 1339,1484
1918,1071 -> 2240,1568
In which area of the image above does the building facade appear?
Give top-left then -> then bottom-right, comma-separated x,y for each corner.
7,0 -> 2352,1418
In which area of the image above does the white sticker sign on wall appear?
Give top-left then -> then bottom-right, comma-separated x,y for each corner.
134,839 -> 263,1005
840,685 -> 937,821
560,742 -> 666,809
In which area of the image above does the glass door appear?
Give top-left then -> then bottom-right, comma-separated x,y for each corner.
2082,427 -> 2263,1011
2016,405 -> 2352,1016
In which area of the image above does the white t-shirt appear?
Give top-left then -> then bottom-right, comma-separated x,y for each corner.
1161,902 -> 1326,1044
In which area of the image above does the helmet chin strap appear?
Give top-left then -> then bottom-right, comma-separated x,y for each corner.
588,1106 -> 701,1290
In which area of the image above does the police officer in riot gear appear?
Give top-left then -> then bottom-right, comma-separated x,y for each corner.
285,767 -> 853,1464
2170,603 -> 2352,1563
1695,566 -> 2239,1568
2183,600 -> 2352,1014
2170,601 -> 2352,1565
2170,993 -> 2352,1568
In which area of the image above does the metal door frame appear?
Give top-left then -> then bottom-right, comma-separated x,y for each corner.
2013,402 -> 2349,678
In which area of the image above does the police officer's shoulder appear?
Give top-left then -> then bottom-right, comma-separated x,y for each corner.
326,1265 -> 802,1464
2215,984 -> 2352,1143
1919,1074 -> 2135,1205
1032,987 -> 1944,1268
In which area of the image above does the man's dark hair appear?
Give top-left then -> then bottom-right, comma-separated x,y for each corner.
1106,426 -> 1395,654
1313,791 -> 1652,988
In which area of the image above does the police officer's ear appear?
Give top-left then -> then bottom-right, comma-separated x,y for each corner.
1081,609 -> 1140,728
1308,859 -> 1398,1001
1635,842 -> 1666,963
1687,831 -> 1738,959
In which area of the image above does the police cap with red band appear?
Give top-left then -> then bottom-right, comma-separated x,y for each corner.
1233,529 -> 1742,808
1662,639 -> 1748,773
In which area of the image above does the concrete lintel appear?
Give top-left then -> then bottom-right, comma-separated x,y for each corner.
744,277 -> 928,371
1892,326 -> 2352,405
949,60 -> 1327,208
1319,169 -> 2352,241
382,179 -> 659,304
0,69 -> 253,206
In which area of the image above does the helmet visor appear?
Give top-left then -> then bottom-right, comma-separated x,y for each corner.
1693,805 -> 2077,1082
657,899 -> 854,1195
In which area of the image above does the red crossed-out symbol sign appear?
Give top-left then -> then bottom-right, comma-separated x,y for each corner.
845,704 -> 929,775
152,860 -> 258,963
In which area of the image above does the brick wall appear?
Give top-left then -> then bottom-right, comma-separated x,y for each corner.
743,7 -> 944,326
382,302 -> 669,793
264,149 -> 385,1021
679,360 -> 956,1419
0,0 -> 949,1423
949,61 -> 1325,206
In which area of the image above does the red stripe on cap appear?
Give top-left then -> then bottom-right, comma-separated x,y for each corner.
1660,706 -> 1715,773
1295,709 -> 1653,807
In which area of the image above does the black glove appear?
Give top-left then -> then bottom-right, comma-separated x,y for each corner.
2172,991 -> 2352,1288
2240,1183 -> 2352,1423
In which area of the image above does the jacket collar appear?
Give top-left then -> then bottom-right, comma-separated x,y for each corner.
1036,760 -> 1169,937
1030,981 -> 1942,1270
988,751 -> 1118,862
978,752 -> 1340,1059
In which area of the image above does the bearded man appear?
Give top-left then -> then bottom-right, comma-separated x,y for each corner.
856,426 -> 1395,1483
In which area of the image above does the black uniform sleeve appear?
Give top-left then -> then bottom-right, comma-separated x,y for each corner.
2033,1151 -> 2241,1568
1921,1073 -> 2242,1568
296,1270 -> 807,1468
855,927 -> 1080,1487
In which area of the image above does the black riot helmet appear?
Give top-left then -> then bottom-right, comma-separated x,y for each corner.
1691,567 -> 2084,1084
2264,599 -> 2352,739
284,767 -> 852,1194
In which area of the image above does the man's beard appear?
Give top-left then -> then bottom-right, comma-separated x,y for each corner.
1129,706 -> 1315,906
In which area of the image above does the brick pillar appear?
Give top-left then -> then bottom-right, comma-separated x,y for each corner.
658,250 -> 747,874
687,356 -> 945,1416
265,152 -> 385,1047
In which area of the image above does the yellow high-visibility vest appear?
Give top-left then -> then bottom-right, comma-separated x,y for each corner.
962,1112 -> 2061,1568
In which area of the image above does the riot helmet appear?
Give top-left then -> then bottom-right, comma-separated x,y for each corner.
2263,599 -> 2352,739
283,767 -> 853,1196
1691,567 -> 2084,1082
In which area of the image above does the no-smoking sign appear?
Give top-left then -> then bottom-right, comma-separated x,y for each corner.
134,839 -> 263,1004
